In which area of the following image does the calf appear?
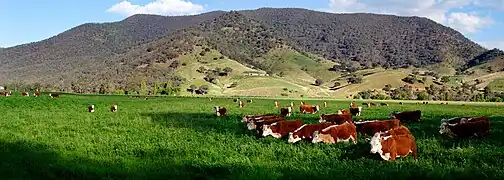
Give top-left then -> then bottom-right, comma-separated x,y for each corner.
354,119 -> 401,136
280,107 -> 292,117
88,105 -> 95,112
349,107 -> 362,116
319,113 -> 353,125
439,116 -> 490,138
299,105 -> 320,114
111,104 -> 118,112
241,114 -> 278,123
214,106 -> 227,117
312,122 -> 358,144
239,101 -> 244,108
370,132 -> 418,161
22,92 -> 29,96
287,122 -> 333,143
247,116 -> 285,131
33,91 -> 40,97
262,119 -> 303,138
390,110 -> 421,123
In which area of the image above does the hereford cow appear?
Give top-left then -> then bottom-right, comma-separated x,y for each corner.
247,116 -> 285,131
370,131 -> 418,161
275,101 -> 280,108
22,92 -> 29,96
280,107 -> 292,117
241,114 -> 278,123
287,122 -> 333,143
111,104 -> 118,112
354,119 -> 401,136
214,106 -> 227,117
49,93 -> 60,98
350,102 -> 357,108
324,101 -> 328,107
367,103 -> 377,107
239,101 -> 244,108
299,105 -> 320,114
382,126 -> 412,136
319,113 -> 353,125
33,91 -> 40,97
262,119 -> 303,138
439,116 -> 490,138
312,121 -> 358,144
349,107 -> 362,116
88,105 -> 95,112
390,110 -> 421,123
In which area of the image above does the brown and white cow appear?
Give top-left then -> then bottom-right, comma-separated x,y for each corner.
239,101 -> 244,108
299,105 -> 320,114
312,121 -> 358,144
241,114 -> 278,123
262,119 -> 303,138
287,122 -> 333,143
33,91 -> 40,97
88,105 -> 95,112
49,93 -> 60,98
370,131 -> 418,161
290,102 -> 295,107
324,101 -> 328,107
247,116 -> 285,130
22,92 -> 29,96
111,104 -> 118,112
439,116 -> 490,138
280,107 -> 292,117
319,113 -> 353,125
367,103 -> 377,107
390,110 -> 421,123
275,101 -> 280,108
214,106 -> 227,117
350,102 -> 357,108
349,107 -> 362,116
354,119 -> 401,136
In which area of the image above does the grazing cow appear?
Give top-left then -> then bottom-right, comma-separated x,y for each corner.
0,92 -> 10,96
324,101 -> 328,107
287,122 -> 333,143
399,102 -> 404,105
247,99 -> 253,103
275,101 -> 280,108
262,119 -> 303,138
439,116 -> 490,138
319,113 -> 353,125
349,107 -> 362,116
370,131 -> 418,161
247,116 -> 285,131
299,105 -> 320,114
49,93 -> 60,98
239,101 -> 244,108
241,114 -> 278,123
380,103 -> 388,106
354,119 -> 401,136
312,121 -> 358,144
22,92 -> 29,96
88,105 -> 95,112
214,106 -> 227,117
33,91 -> 40,97
367,103 -> 377,107
280,107 -> 292,117
233,99 -> 238,102
390,110 -> 422,123
111,104 -> 118,112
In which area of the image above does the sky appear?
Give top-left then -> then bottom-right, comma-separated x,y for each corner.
1,0 -> 504,50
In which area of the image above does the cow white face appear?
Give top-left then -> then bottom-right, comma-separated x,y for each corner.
370,133 -> 383,154
247,121 -> 256,130
288,132 -> 301,143
242,116 -> 250,123
314,105 -> 320,112
319,115 -> 326,123
311,131 -> 322,143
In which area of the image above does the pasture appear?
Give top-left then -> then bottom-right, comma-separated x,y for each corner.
0,94 -> 504,179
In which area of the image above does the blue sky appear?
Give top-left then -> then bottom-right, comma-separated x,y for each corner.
1,0 -> 503,49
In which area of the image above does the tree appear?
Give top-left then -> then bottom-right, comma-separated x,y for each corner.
333,82 -> 341,87
197,66 -> 206,73
153,81 -> 159,95
223,67 -> 233,75
169,60 -> 180,68
347,76 -> 362,84
187,85 -> 197,95
204,74 -> 217,84
140,80 -> 147,96
383,84 -> 392,91
315,79 -> 324,86
441,76 -> 450,83
99,84 -> 106,94
416,91 -> 429,100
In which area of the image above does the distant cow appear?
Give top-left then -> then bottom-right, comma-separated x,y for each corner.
300,102 -> 306,106
247,116 -> 285,131
380,103 -> 388,106
370,131 -> 418,161
280,107 -> 292,117
290,102 -> 295,107
214,106 -> 227,117
350,102 -> 357,108
287,122 -> 333,143
88,105 -> 95,112
354,119 -> 401,136
0,92 -> 10,96
233,99 -> 239,102
239,101 -> 244,108
262,119 -> 303,138
247,99 -> 253,103
312,122 -> 358,144
349,107 -> 362,116
367,103 -> 377,107
399,102 -> 404,105
323,101 -> 328,107
275,101 -> 280,108
390,110 -> 421,123
111,104 -> 118,112
299,105 -> 320,114
33,92 -> 40,97
49,93 -> 60,98
22,92 -> 29,96
439,116 -> 490,138
241,114 -> 278,123
319,113 -> 353,125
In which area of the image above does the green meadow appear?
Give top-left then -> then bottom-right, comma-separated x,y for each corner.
0,94 -> 503,179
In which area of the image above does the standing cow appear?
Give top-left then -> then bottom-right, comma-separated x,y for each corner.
214,106 -> 227,117
111,104 -> 118,112
88,105 -> 95,112
390,110 -> 421,123
300,105 -> 320,114
280,107 -> 292,117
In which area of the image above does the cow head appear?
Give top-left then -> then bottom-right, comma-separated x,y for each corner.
242,115 -> 251,123
438,122 -> 455,137
314,105 -> 320,113
287,132 -> 301,143
214,106 -> 221,116
262,123 -> 281,138
247,120 -> 259,130
319,114 -> 326,123
311,130 -> 322,143
370,132 -> 385,154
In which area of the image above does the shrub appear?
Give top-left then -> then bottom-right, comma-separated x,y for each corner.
114,89 -> 125,95
315,79 -> 324,86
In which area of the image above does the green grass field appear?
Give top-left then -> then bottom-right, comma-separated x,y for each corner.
1,94 -> 504,179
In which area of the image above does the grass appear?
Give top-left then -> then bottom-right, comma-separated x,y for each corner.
1,93 -> 504,179
487,78 -> 504,92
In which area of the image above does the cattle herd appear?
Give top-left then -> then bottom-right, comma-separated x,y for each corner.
217,100 -> 491,161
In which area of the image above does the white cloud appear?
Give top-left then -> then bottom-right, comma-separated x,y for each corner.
474,0 -> 504,10
327,0 -> 493,34
107,0 -> 205,16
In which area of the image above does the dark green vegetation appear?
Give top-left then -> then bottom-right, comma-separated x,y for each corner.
0,8 -> 491,92
1,94 -> 503,179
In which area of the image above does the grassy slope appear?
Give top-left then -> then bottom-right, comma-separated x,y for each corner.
464,57 -> 504,89
1,94 -> 503,179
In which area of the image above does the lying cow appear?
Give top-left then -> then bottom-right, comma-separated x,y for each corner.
287,122 -> 333,143
33,91 -> 40,97
319,113 -> 353,125
354,119 -> 401,136
280,107 -> 292,117
214,106 -> 227,117
262,119 -> 303,138
299,105 -> 320,114
247,116 -> 285,131
439,116 -> 490,138
88,105 -> 95,112
312,121 -> 358,144
111,104 -> 118,112
390,110 -> 421,123
241,114 -> 278,123
370,131 -> 418,161
22,92 -> 29,96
